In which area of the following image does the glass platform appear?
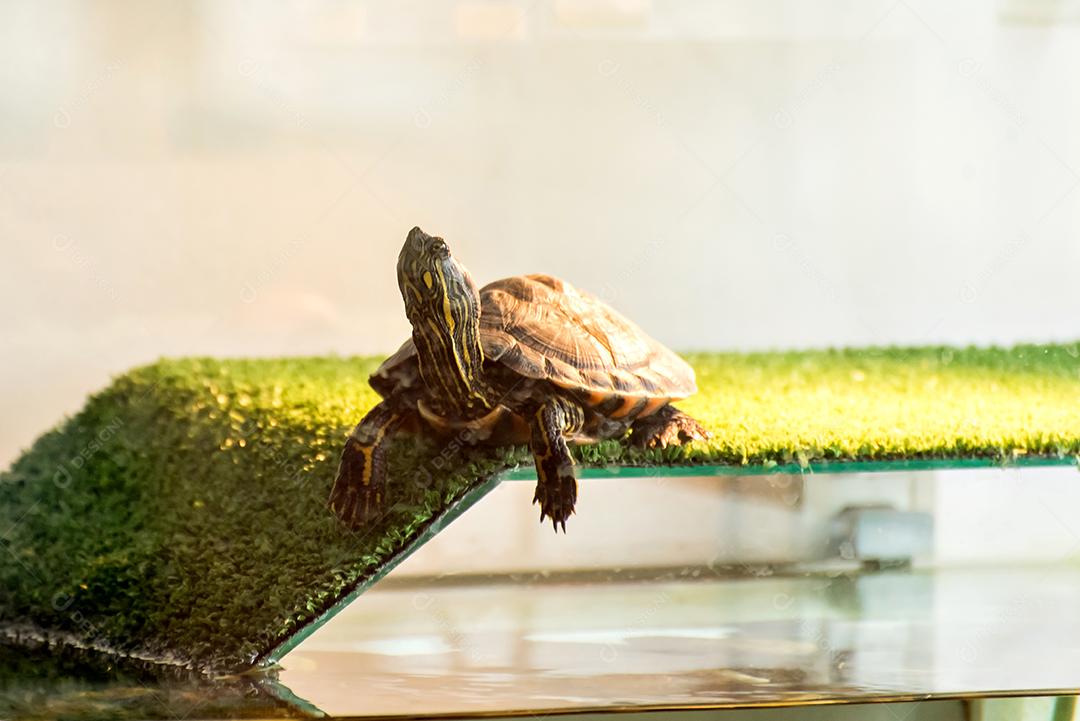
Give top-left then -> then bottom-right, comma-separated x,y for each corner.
270,462 -> 1080,718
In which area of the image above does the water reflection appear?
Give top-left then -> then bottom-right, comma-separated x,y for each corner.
0,645 -> 293,721
278,566 -> 1080,716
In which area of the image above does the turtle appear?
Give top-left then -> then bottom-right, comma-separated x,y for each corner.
329,226 -> 710,531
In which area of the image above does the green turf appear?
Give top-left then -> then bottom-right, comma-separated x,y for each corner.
1,343 -> 1079,672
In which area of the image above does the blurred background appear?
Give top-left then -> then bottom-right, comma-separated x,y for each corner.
4,4 -> 1080,711
3,0 -> 1080,469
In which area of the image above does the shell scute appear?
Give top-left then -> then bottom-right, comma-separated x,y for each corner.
478,274 -> 696,399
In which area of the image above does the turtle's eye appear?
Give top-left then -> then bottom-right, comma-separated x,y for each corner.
430,239 -> 449,258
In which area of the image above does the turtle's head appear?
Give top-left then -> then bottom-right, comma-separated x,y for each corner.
397,227 -> 488,411
397,226 -> 481,326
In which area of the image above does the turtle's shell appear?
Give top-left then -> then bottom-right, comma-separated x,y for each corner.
374,274 -> 696,406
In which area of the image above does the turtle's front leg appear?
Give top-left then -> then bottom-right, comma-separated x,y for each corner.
329,401 -> 409,528
529,397 -> 585,532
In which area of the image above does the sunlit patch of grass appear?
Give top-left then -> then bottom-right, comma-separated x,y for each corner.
675,344 -> 1080,467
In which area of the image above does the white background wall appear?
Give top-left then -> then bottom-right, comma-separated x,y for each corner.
2,1 -> 1079,565
388,466 -> 1080,575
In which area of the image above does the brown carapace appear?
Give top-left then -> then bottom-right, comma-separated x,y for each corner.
329,227 -> 709,532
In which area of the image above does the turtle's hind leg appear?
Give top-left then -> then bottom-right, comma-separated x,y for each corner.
330,401 -> 407,528
629,404 -> 710,449
529,398 -> 585,533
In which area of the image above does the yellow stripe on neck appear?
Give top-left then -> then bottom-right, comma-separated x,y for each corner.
423,265 -> 492,412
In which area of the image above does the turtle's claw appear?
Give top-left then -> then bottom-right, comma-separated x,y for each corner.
533,465 -> 576,533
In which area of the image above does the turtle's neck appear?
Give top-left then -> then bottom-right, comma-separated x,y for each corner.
396,226 -> 493,418
412,305 -> 492,418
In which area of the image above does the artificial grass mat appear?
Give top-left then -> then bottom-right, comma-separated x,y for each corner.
2,343 -> 1079,672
